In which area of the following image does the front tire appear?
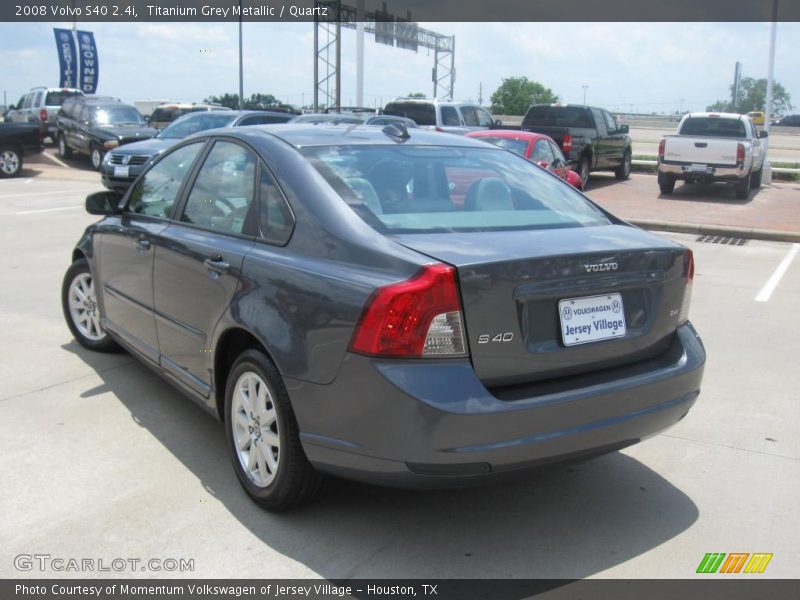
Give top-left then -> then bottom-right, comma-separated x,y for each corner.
90,144 -> 104,171
224,349 -> 323,511
57,133 -> 72,159
658,171 -> 676,194
577,155 -> 591,189
0,145 -> 22,178
62,259 -> 119,352
614,149 -> 632,180
735,172 -> 751,199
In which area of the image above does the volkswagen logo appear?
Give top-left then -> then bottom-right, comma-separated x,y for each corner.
122,155 -> 131,165
611,299 -> 621,313
562,306 -> 573,320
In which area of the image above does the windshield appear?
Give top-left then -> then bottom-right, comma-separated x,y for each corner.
679,117 -> 747,138
93,106 -> 143,126
473,136 -> 529,157
158,112 -> 238,138
303,145 -> 610,233
383,102 -> 436,126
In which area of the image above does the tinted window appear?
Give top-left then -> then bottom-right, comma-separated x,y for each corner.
524,106 -> 593,128
531,140 -> 555,163
181,141 -> 257,235
45,90 -> 81,106
591,109 -> 606,133
603,111 -> 618,132
304,145 -> 611,233
461,106 -> 480,127
475,107 -> 495,127
239,114 -> 292,125
128,142 -> 204,218
440,106 -> 460,126
34,92 -> 43,107
259,167 -> 294,245
158,112 -> 237,139
383,102 -> 436,126
291,114 -> 364,124
474,136 -> 528,157
679,117 -> 747,138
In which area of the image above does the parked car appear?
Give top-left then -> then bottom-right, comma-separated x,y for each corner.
0,122 -> 44,177
291,113 -> 366,125
746,111 -> 765,126
383,98 -> 498,134
657,112 -> 766,199
466,130 -> 583,190
364,115 -> 418,128
101,110 -> 294,193
4,87 -> 83,140
147,102 -> 231,130
771,114 -> 800,127
517,104 -> 633,188
63,124 -> 705,510
56,96 -> 157,170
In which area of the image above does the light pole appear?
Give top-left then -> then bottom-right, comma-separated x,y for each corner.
763,0 -> 778,184
582,84 -> 588,105
238,0 -> 243,110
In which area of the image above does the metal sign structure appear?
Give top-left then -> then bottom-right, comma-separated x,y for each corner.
313,0 -> 455,110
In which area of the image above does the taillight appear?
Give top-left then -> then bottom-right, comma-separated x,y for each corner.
39,108 -> 48,123
562,134 -> 572,153
658,138 -> 666,161
736,143 -> 745,164
678,250 -> 694,325
349,264 -> 467,358
435,127 -> 444,132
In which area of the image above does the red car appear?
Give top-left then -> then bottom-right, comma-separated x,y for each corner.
466,130 -> 584,190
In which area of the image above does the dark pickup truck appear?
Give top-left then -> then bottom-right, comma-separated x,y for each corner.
511,104 -> 633,187
0,122 -> 44,178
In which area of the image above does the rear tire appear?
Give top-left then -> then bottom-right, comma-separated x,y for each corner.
658,171 -> 676,194
0,145 -> 22,178
614,150 -> 632,180
57,133 -> 72,159
750,166 -> 763,189
62,259 -> 120,353
224,349 -> 323,511
735,172 -> 751,199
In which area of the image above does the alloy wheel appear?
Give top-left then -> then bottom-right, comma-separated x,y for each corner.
0,150 -> 20,176
67,272 -> 106,341
231,371 -> 280,488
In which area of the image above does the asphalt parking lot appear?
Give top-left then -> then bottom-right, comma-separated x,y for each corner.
1,175 -> 798,579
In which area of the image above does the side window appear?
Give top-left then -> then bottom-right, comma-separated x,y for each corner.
475,107 -> 494,127
79,106 -> 92,123
259,166 -> 294,245
531,140 -> 555,164
461,106 -> 480,126
128,142 -> 204,218
603,111 -> 618,133
549,141 -> 566,165
590,108 -> 606,133
181,141 -> 257,235
22,94 -> 33,109
34,92 -> 43,108
440,106 -> 460,127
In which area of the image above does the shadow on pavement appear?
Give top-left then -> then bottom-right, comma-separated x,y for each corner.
64,341 -> 699,579
658,181 -> 762,205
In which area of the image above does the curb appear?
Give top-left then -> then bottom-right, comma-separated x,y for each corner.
629,219 -> 800,243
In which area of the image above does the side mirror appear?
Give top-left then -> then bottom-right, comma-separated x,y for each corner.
493,119 -> 503,128
759,130 -> 769,139
618,124 -> 630,134
85,191 -> 120,215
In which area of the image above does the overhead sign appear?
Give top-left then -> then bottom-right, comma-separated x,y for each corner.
53,28 -> 78,88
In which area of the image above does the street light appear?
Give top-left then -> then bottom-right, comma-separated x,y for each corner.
582,84 -> 588,105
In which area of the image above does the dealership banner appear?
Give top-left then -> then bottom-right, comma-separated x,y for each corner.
52,28 -> 77,88
76,30 -> 99,93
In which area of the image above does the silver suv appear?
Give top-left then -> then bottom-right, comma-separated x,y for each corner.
383,98 -> 498,134
5,87 -> 84,139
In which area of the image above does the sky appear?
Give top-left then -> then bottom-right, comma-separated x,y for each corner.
1,21 -> 798,114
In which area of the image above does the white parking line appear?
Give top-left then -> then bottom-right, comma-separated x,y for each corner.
15,206 -> 82,215
41,152 -> 70,168
0,189 -> 84,199
755,243 -> 800,302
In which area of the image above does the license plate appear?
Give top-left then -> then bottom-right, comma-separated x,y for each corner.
113,166 -> 129,178
559,293 -> 626,347
689,163 -> 708,172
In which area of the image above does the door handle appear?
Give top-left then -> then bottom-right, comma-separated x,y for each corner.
204,256 -> 230,273
136,238 -> 151,250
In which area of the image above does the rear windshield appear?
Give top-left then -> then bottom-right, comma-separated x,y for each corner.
383,102 -> 436,126
472,136 -> 528,157
523,106 -> 593,128
158,112 -> 238,138
92,106 -> 143,126
150,107 -> 205,123
679,117 -> 747,138
303,145 -> 611,233
292,114 -> 364,124
45,90 -> 81,106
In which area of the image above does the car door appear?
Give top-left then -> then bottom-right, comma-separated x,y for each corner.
589,108 -> 612,168
152,138 -> 258,397
97,141 -> 206,363
602,110 -> 626,166
74,105 -> 94,153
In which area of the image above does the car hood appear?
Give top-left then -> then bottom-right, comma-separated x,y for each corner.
106,136 -> 177,156
96,125 -> 158,140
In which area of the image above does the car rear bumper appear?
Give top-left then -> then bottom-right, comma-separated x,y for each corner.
288,322 -> 705,488
659,161 -> 749,182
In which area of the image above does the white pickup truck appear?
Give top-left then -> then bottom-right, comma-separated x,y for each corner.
657,112 -> 767,199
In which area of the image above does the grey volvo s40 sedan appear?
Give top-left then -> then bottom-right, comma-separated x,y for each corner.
62,124 -> 705,510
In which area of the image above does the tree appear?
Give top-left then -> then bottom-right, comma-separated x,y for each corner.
407,92 -> 426,98
706,77 -> 793,114
204,92 -> 281,110
490,77 -> 559,116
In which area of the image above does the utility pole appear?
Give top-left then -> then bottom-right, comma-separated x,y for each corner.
763,0 -> 778,184
582,84 -> 588,105
238,0 -> 243,110
356,0 -> 365,107
478,82 -> 482,105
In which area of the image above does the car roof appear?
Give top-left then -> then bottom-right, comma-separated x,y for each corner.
386,98 -> 480,107
684,111 -> 746,120
198,123 -> 497,149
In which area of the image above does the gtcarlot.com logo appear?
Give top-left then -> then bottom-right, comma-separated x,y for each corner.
696,552 -> 773,574
14,553 -> 195,573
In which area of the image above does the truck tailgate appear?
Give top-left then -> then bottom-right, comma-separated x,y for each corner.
663,136 -> 740,166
